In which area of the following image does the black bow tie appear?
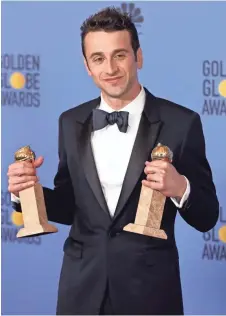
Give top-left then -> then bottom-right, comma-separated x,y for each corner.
92,109 -> 129,133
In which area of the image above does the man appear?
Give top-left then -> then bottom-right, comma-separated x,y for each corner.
8,7 -> 219,315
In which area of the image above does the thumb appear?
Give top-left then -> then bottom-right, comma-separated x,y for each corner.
33,156 -> 44,168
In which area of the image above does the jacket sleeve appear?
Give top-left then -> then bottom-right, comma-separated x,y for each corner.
177,113 -> 219,232
43,113 -> 76,225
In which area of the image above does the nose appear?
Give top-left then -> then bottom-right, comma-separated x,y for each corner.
105,59 -> 118,76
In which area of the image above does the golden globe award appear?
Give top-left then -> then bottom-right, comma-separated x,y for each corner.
123,143 -> 173,240
14,146 -> 58,238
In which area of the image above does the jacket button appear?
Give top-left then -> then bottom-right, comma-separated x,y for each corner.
108,231 -> 114,238
108,230 -> 120,238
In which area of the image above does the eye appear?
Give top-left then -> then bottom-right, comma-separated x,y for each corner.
115,54 -> 126,60
93,57 -> 104,64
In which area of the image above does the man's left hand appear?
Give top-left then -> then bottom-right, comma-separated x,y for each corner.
143,160 -> 187,199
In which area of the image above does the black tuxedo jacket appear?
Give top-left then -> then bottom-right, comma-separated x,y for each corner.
19,88 -> 219,314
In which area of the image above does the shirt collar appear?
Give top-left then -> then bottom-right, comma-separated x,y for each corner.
99,85 -> 146,116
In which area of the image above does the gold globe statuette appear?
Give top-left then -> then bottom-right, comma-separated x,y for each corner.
151,143 -> 173,163
14,145 -> 58,238
123,143 -> 173,239
15,145 -> 36,162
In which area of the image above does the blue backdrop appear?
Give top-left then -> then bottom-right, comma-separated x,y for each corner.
1,1 -> 226,315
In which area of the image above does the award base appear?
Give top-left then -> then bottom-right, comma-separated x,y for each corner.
16,183 -> 58,238
123,223 -> 167,239
17,224 -> 58,238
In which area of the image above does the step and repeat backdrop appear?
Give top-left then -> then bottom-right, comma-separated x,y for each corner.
1,1 -> 226,315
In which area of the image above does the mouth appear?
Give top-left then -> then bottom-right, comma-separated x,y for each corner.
104,76 -> 123,84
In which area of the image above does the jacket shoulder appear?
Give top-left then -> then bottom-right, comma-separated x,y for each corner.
155,96 -> 202,132
156,97 -> 199,120
59,97 -> 100,122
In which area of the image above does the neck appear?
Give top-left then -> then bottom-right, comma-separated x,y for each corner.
101,82 -> 141,110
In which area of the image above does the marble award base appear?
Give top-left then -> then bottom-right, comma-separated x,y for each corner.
16,183 -> 58,238
123,223 -> 167,239
123,185 -> 167,240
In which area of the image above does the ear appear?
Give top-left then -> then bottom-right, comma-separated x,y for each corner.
84,58 -> 92,76
136,47 -> 143,69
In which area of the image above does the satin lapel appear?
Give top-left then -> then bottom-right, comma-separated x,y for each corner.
113,89 -> 163,220
78,114 -> 111,218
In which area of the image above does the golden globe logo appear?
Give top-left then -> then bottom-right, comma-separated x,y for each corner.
9,72 -> 26,89
11,210 -> 24,226
202,206 -> 226,261
1,54 -> 41,107
202,60 -> 226,115
218,225 -> 226,243
218,80 -> 226,98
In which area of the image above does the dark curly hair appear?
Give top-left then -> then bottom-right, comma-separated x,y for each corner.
80,7 -> 140,59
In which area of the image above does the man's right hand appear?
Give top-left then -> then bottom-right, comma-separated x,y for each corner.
7,156 -> 44,197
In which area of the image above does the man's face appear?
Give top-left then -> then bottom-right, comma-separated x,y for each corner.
83,30 -> 142,99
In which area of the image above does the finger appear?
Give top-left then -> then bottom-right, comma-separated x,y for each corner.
144,165 -> 164,175
33,156 -> 44,168
146,173 -> 162,183
7,165 -> 36,177
149,160 -> 169,169
8,161 -> 32,171
8,161 -> 32,173
8,176 -> 38,185
142,179 -> 162,191
8,181 -> 35,193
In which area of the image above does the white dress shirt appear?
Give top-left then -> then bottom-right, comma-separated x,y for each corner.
12,86 -> 190,216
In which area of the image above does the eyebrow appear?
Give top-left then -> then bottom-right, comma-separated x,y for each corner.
89,49 -> 129,60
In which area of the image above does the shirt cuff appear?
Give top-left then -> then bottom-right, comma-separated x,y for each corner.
11,193 -> 20,203
170,176 -> 190,209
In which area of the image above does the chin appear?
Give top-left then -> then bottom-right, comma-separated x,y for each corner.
103,87 -> 128,99
107,92 -> 124,98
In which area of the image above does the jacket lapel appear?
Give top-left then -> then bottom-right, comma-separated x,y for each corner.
113,89 -> 163,220
76,98 -> 111,218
